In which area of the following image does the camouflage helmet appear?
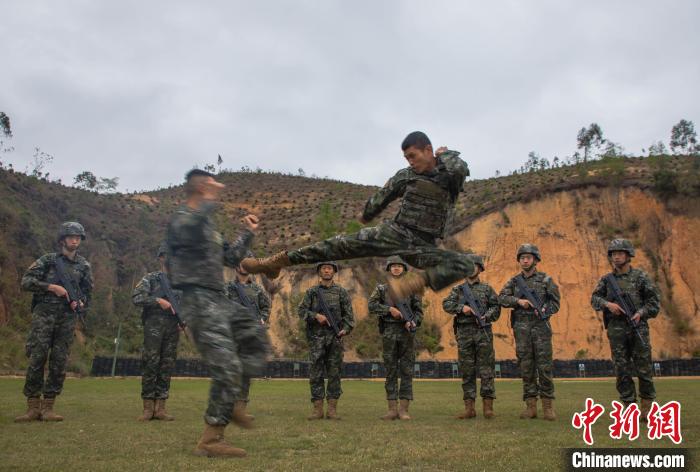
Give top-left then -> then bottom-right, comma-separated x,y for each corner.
385,256 -> 408,272
58,221 -> 86,241
156,242 -> 168,258
516,243 -> 541,262
316,261 -> 339,273
607,238 -> 635,257
466,254 -> 485,272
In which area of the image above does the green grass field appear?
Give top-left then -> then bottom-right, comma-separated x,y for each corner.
1,378 -> 696,471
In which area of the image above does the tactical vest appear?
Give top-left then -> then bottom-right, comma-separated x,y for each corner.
394,176 -> 451,238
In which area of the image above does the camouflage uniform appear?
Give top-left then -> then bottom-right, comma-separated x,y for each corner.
500,268 -> 560,401
442,276 -> 500,400
20,251 -> 93,400
368,283 -> 423,400
287,151 -> 475,291
224,278 -> 271,402
591,240 -> 660,402
166,203 -> 270,426
132,271 -> 180,400
297,282 -> 355,401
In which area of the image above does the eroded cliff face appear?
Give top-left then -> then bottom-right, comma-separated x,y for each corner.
263,187 -> 699,360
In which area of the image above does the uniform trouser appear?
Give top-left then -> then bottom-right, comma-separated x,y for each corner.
181,287 -> 243,426
514,316 -> 554,400
239,375 -> 251,403
455,323 -> 496,400
308,334 -> 344,401
382,324 -> 415,400
141,315 -> 180,399
287,221 -> 475,291
23,303 -> 76,398
607,320 -> 655,402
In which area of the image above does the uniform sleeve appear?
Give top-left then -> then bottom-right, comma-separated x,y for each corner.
410,295 -> 424,326
80,261 -> 94,308
339,288 -> 355,334
297,289 -> 317,323
590,277 -> 609,311
499,278 -> 519,308
442,285 -> 465,315
368,285 -> 390,317
223,229 -> 254,268
21,255 -> 52,292
638,272 -> 661,320
439,150 -> 470,195
361,170 -> 408,222
132,275 -> 159,308
484,286 -> 501,323
544,276 -> 561,316
257,287 -> 272,322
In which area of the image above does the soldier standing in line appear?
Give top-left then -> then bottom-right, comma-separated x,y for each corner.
132,243 -> 181,421
297,262 -> 354,420
224,259 -> 271,420
368,256 -> 423,421
15,222 -> 93,423
499,244 -> 560,421
442,254 -> 500,419
241,131 -> 478,300
167,169 -> 269,458
591,239 -> 660,421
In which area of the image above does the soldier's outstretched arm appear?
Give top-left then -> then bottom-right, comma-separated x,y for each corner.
21,255 -> 51,292
339,288 -> 355,334
442,285 -> 464,315
639,273 -> 661,320
132,276 -> 158,307
258,288 -> 272,322
485,286 -> 502,322
223,231 -> 255,268
544,276 -> 561,315
361,171 -> 408,222
368,285 -> 390,317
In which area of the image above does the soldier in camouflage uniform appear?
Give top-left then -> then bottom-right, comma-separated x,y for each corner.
368,256 -> 423,421
131,243 -> 181,422
241,131 -> 477,300
591,239 -> 660,421
224,260 -> 271,420
442,254 -> 500,420
167,169 -> 270,458
15,222 -> 93,423
297,262 -> 355,420
499,244 -> 560,421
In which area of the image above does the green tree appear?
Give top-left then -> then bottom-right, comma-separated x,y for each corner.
313,201 -> 340,239
670,119 -> 698,155
577,123 -> 605,162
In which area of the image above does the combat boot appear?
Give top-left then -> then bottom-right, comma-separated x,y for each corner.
398,399 -> 412,420
153,399 -> 175,421
193,424 -> 246,458
240,251 -> 290,280
640,398 -> 653,423
326,399 -> 341,420
483,398 -> 495,419
231,401 -> 254,429
40,397 -> 64,421
520,398 -> 537,419
387,271 -> 428,301
542,398 -> 556,421
233,400 -> 254,423
456,399 -> 476,419
380,400 -> 399,420
307,400 -> 324,420
14,397 -> 42,423
137,399 -> 155,421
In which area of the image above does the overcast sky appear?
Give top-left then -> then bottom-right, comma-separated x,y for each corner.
2,1 -> 698,192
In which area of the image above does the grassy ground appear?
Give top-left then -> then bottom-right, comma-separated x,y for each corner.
0,378 -> 696,471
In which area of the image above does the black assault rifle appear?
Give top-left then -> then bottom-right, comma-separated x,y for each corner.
158,272 -> 187,330
54,257 -> 87,328
315,288 -> 342,338
460,283 -> 490,335
603,274 -> 647,348
514,275 -> 551,329
387,292 -> 417,333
